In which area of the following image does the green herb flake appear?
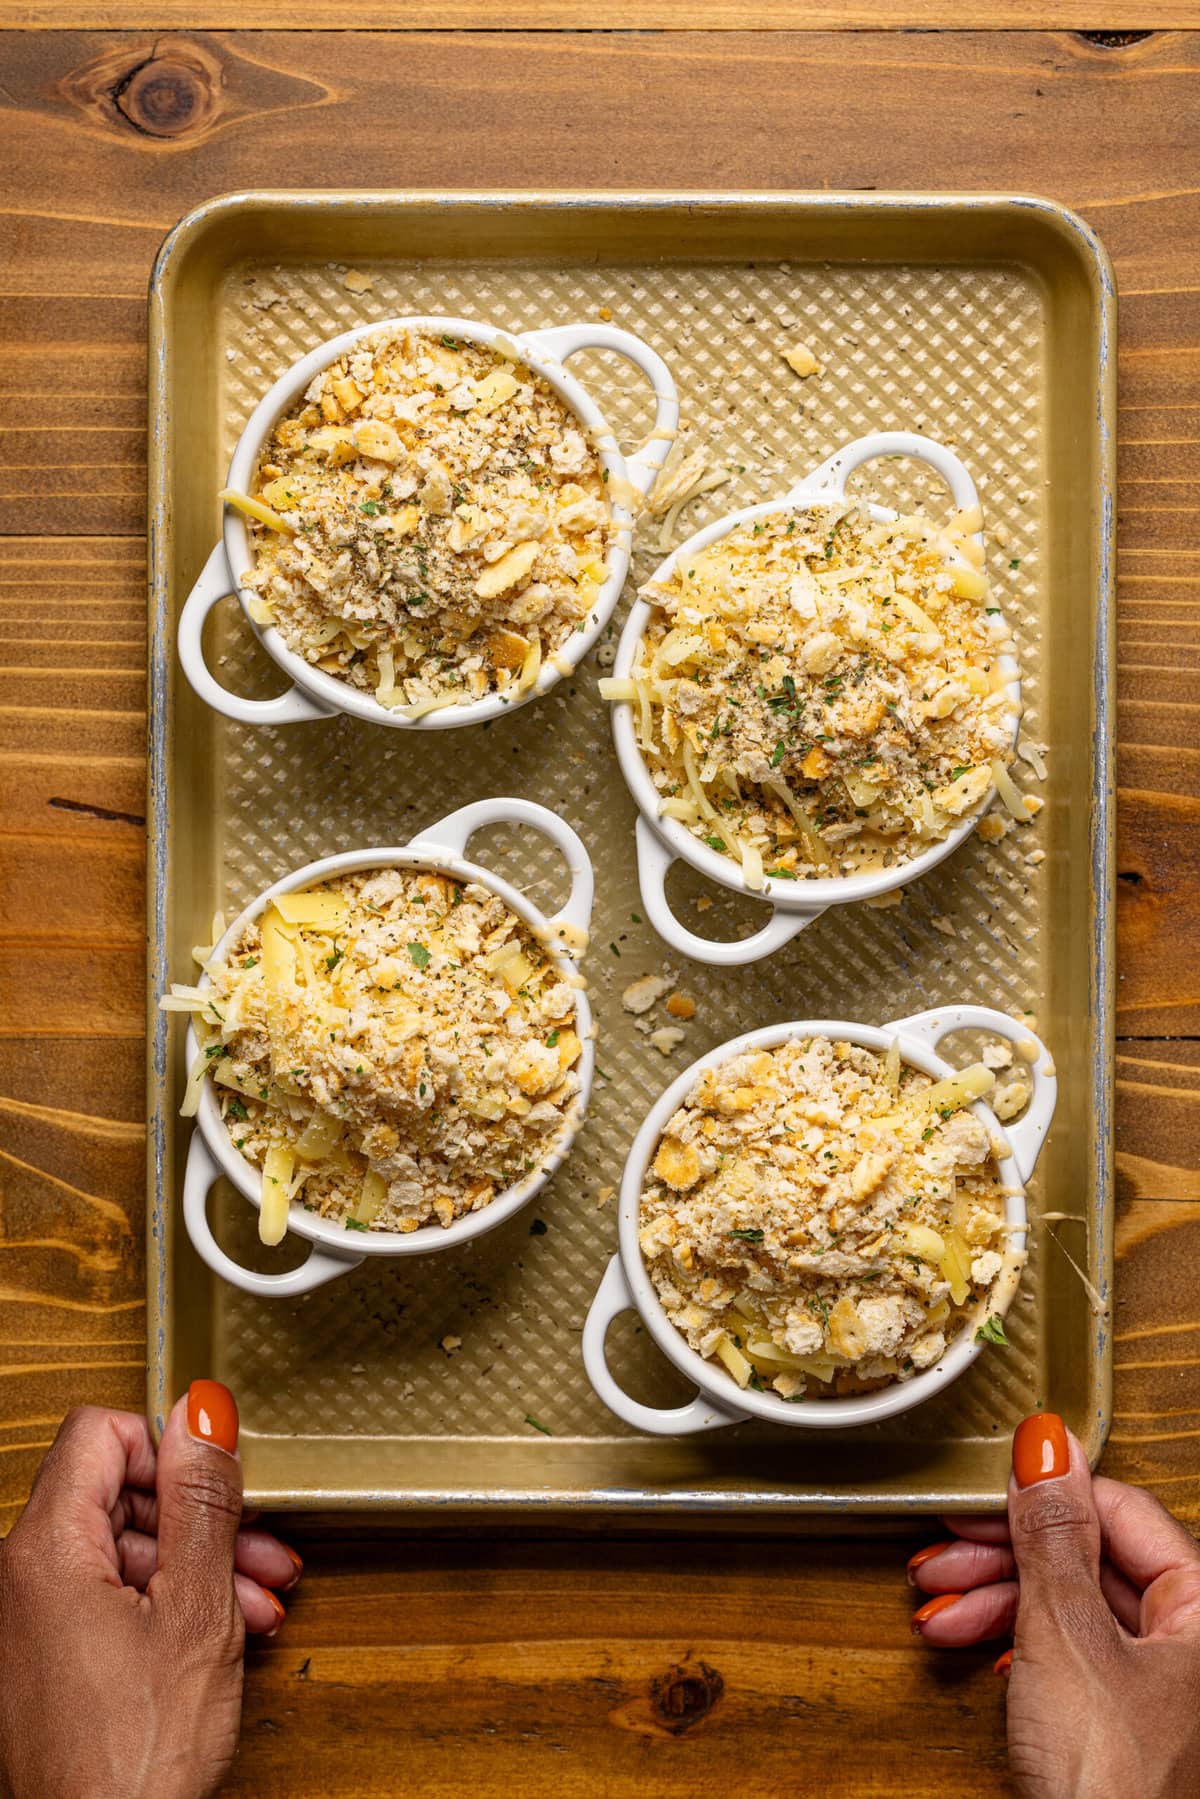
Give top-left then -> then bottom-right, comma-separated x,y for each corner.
729,1227 -> 765,1244
524,1414 -> 552,1436
440,334 -> 459,349
242,956 -> 259,969
772,740 -> 787,767
345,1217 -> 369,1232
705,834 -> 727,853
407,942 -> 431,971
545,1030 -> 560,1048
226,1098 -> 249,1121
976,1315 -> 1009,1346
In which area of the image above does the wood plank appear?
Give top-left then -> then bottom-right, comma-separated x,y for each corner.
0,6 -> 1191,29
226,1538 -> 1013,1799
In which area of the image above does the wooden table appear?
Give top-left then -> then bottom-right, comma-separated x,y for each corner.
2,11 -> 1198,1793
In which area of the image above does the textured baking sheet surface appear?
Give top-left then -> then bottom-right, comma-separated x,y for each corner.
151,200 -> 1110,1510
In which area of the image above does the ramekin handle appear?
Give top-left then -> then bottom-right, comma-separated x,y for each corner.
890,1004 -> 1058,1184
407,797 -> 594,953
177,543 -> 336,726
520,322 -> 679,501
635,818 -> 818,967
792,431 -> 983,540
182,1133 -> 364,1297
582,1257 -> 749,1436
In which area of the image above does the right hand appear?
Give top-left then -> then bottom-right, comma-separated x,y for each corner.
0,1381 -> 300,1799
908,1412 -> 1200,1798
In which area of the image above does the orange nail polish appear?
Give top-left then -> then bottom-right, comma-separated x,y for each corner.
259,1589 -> 286,1638
911,1593 -> 963,1634
907,1541 -> 953,1584
282,1545 -> 304,1589
187,1379 -> 239,1456
1013,1411 -> 1069,1488
994,1649 -> 1014,1677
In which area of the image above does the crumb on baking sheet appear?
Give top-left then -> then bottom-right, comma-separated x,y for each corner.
782,342 -> 820,379
622,973 -> 671,1015
343,269 -> 374,294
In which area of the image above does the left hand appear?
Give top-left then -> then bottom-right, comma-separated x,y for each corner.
0,1384 -> 300,1799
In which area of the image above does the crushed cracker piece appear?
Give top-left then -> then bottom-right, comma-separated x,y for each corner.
597,305 -> 613,321
343,269 -> 374,294
622,973 -> 672,1015
864,890 -> 904,910
440,1334 -> 463,1355
665,991 -> 696,1021
783,342 -> 820,379
596,1184 -> 614,1206
649,1026 -> 686,1055
929,914 -> 957,938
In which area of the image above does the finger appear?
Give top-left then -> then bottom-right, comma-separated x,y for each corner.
939,1515 -> 1013,1546
1140,1564 -> 1200,1641
116,1523 -> 302,1593
109,1487 -> 301,1589
150,1380 -> 244,1630
118,1531 -> 290,1632
912,1581 -> 1019,1647
1099,1561 -> 1144,1635
1007,1413 -> 1119,1661
908,1539 -> 1016,1594
235,1573 -> 287,1638
19,1407 -> 158,1578
1092,1476 -> 1200,1591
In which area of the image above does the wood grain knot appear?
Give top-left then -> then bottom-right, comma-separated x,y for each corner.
650,1661 -> 725,1734
113,54 -> 216,139
1079,32 -> 1153,48
62,37 -> 224,143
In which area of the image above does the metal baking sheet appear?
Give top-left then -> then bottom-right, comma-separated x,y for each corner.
147,192 -> 1115,1513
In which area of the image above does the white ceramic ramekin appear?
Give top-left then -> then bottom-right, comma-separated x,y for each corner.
582,1005 -> 1056,1434
179,798 -> 595,1296
178,314 -> 678,728
609,431 -> 1021,965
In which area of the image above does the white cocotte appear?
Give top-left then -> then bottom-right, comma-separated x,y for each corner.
178,314 -> 678,729
608,431 -> 1021,966
180,799 -> 595,1297
582,1005 -> 1056,1434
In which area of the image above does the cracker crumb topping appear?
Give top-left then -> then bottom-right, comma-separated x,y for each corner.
239,327 -> 614,713
639,1036 -> 1011,1399
622,501 -> 1025,881
195,868 -> 583,1232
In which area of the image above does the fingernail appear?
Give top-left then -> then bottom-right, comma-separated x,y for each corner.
1012,1411 -> 1069,1488
262,1589 -> 286,1638
993,1649 -> 1014,1677
906,1541 -> 953,1586
187,1379 -> 239,1457
282,1545 -> 304,1591
911,1593 -> 963,1635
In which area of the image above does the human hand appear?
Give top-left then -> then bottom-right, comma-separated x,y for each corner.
0,1383 -> 301,1799
907,1411 -> 1200,1798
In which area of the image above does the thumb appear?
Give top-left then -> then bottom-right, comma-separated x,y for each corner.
1008,1412 -> 1119,1663
151,1380 -> 244,1628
